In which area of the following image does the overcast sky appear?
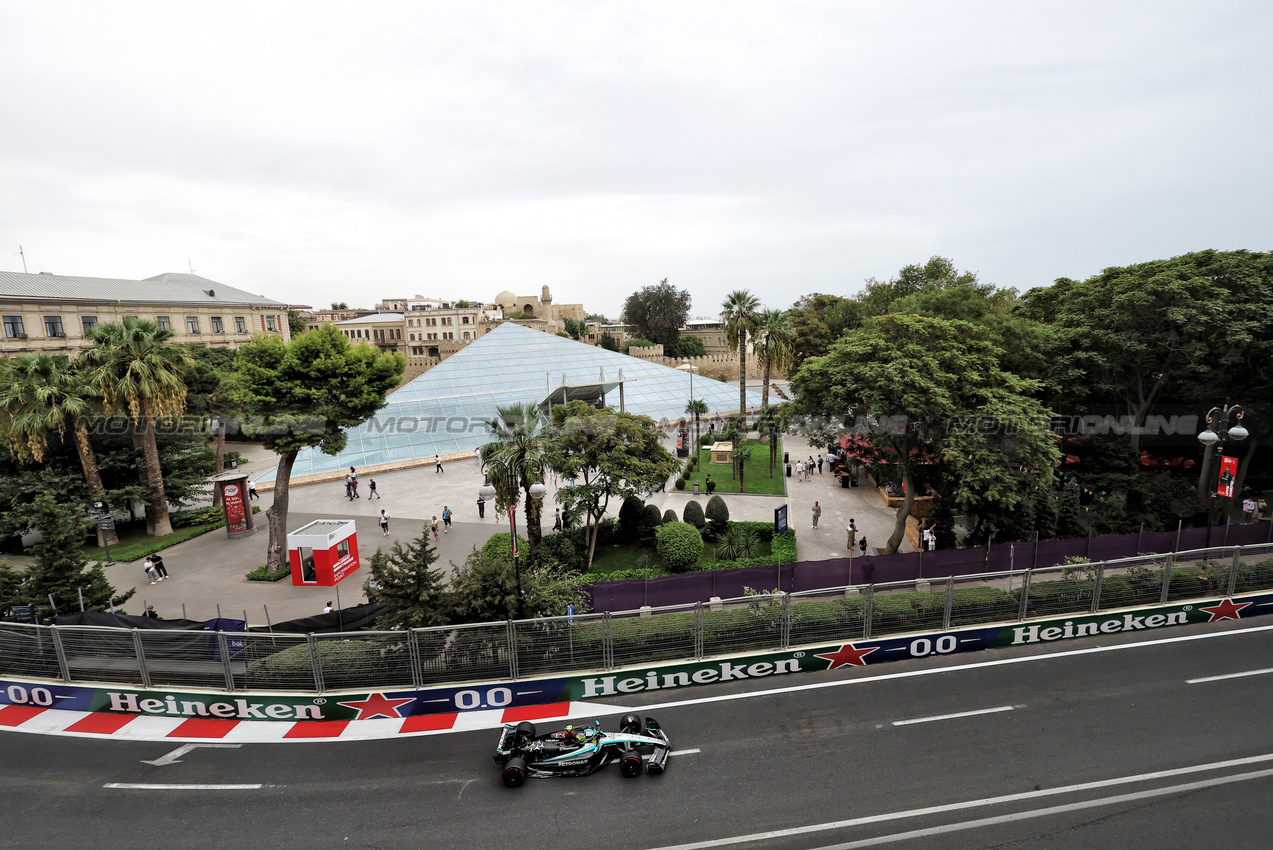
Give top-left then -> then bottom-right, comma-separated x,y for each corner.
2,1 -> 1269,318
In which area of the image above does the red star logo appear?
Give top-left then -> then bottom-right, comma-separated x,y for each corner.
1199,598 -> 1253,622
337,693 -> 415,720
815,643 -> 879,670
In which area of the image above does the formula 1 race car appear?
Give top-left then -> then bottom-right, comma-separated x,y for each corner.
493,713 -> 670,787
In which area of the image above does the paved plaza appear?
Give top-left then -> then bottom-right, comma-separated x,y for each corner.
97,432 -> 910,625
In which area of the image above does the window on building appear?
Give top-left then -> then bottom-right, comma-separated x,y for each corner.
462,316 -> 470,324
125,315 -> 138,322
186,316 -> 200,334
157,315 -> 171,330
234,316 -> 247,333
3,316 -> 25,338
44,316 -> 65,337
463,331 -> 470,339
266,315 -> 277,332
211,316 -> 224,333
81,315 -> 98,333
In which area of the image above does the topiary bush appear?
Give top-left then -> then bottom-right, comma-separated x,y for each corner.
705,494 -> 729,531
619,495 -> 645,542
675,478 -> 686,490
643,504 -> 664,528
683,500 -> 705,529
532,531 -> 583,571
663,509 -> 678,524
656,521 -> 705,572
481,531 -> 529,564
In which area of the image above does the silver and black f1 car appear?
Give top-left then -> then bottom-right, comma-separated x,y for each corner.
493,713 -> 670,787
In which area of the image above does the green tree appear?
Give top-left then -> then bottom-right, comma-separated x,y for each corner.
21,492 -> 133,619
483,402 -> 552,560
331,302 -> 349,310
793,313 -> 1058,553
730,443 -> 754,492
181,344 -> 239,503
0,354 -> 117,544
562,317 -> 585,340
363,524 -> 448,630
522,563 -> 592,618
598,332 -> 620,351
656,522 -> 704,572
82,318 -> 193,536
230,323 -> 405,572
670,336 -> 706,358
621,338 -> 657,354
287,310 -> 307,336
751,309 -> 795,408
546,402 -> 678,568
685,398 -> 708,450
789,307 -> 835,373
449,548 -> 519,623
721,290 -> 760,417
620,278 -> 692,350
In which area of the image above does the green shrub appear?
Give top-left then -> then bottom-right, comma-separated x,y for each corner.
663,509 -> 678,525
705,495 -> 729,527
656,522 -> 705,572
717,526 -> 760,560
532,531 -> 583,571
642,504 -> 663,528
675,478 -> 686,490
587,567 -> 670,582
171,506 -> 225,528
618,496 -> 645,542
699,433 -> 714,445
245,565 -> 291,582
683,500 -> 705,529
481,531 -> 529,564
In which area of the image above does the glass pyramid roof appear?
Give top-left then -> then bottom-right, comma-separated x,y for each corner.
260,322 -> 762,479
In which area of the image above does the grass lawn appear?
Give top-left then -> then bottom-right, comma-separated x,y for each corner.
83,521 -> 225,563
683,439 -> 787,496
588,536 -> 774,575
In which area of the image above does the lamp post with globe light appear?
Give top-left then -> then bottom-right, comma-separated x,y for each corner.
479,461 -> 546,619
1197,403 -> 1247,549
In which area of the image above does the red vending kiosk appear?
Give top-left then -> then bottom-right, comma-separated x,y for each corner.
286,519 -> 360,587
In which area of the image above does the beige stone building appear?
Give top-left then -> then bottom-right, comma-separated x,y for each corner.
493,285 -> 586,332
303,307 -> 376,333
334,312 -> 407,355
0,271 -> 290,358
681,318 -> 734,355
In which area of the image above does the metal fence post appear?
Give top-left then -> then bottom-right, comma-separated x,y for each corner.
943,577 -> 954,630
217,632 -> 235,691
780,593 -> 791,650
603,612 -> 613,671
1160,553 -> 1174,605
50,626 -> 71,683
1090,563 -> 1105,613
1228,547 -> 1241,598
408,629 -> 423,688
307,634 -> 324,693
694,602 -> 705,660
507,621 -> 519,681
1018,571 -> 1033,622
131,630 -> 151,689
863,586 -> 875,640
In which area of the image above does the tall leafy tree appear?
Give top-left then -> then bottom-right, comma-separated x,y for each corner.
363,524 -> 448,630
230,323 -> 405,573
720,289 -> 760,418
20,492 -> 134,619
789,306 -> 835,373
0,355 -> 117,544
544,401 -> 678,569
482,402 -> 552,558
620,278 -> 692,350
82,318 -> 193,536
792,314 -> 1058,553
751,308 -> 795,408
181,345 -> 239,505
685,398 -> 708,450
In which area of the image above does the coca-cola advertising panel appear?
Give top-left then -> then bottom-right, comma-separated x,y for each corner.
222,482 -> 252,533
1216,455 -> 1239,498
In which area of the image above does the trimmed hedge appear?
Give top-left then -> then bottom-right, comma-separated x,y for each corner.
683,500 -> 705,529
656,522 -> 705,572
481,532 -> 529,564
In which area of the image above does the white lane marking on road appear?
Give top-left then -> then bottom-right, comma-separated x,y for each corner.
641,750 -> 1273,850
891,706 -> 1014,726
669,748 -> 701,756
624,623 -> 1273,716
1186,666 -> 1273,684
141,743 -> 241,766
104,783 -> 266,790
806,768 -> 1273,849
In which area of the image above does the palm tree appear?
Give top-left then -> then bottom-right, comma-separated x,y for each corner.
82,318 -> 192,537
482,402 -> 550,556
0,355 -> 118,545
720,290 -> 760,418
751,308 -> 795,408
685,398 -> 708,454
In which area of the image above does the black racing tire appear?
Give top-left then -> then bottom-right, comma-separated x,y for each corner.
514,721 -> 536,744
502,757 -> 528,788
619,713 -> 643,734
619,748 -> 643,778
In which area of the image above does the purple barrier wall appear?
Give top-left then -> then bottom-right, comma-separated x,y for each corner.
585,523 -> 1272,612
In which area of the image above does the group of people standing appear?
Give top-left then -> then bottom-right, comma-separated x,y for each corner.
793,454 -> 824,482
344,466 -> 379,501
143,554 -> 169,584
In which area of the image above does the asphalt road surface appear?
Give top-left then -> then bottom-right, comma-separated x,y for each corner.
3,619 -> 1272,849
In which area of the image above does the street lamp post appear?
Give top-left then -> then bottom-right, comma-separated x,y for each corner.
479,461 -> 547,620
683,357 -> 699,450
1197,403 -> 1247,549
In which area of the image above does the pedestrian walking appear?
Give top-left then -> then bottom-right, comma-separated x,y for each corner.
431,516 -> 440,541
859,537 -> 868,557
350,476 -> 359,498
1242,492 -> 1258,524
379,509 -> 390,536
474,446 -> 482,465
248,478 -> 258,500
150,554 -> 168,580
817,455 -> 824,474
812,501 -> 821,528
847,518 -> 857,549
923,526 -> 936,551
442,506 -> 452,532
795,460 -> 804,481
477,495 -> 486,518
369,478 -> 379,499
435,454 -> 444,473
323,601 -> 333,614
706,475 -> 715,494
143,557 -> 158,585
345,475 -> 354,500
553,507 -> 562,532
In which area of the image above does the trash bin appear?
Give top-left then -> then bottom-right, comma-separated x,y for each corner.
693,482 -> 700,496
840,474 -> 850,488
786,464 -> 792,477
783,451 -> 789,464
